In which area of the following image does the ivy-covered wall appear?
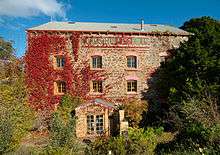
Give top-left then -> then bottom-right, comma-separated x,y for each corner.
25,31 -> 188,110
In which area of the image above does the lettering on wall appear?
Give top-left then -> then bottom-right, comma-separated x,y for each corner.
81,36 -> 150,48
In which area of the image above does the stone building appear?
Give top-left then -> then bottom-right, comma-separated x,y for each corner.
26,21 -> 190,140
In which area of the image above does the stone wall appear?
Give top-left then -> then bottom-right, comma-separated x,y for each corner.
75,104 -> 112,140
27,31 -> 188,102
74,34 -> 188,101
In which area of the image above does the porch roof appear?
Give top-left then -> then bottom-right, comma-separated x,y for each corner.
75,98 -> 115,110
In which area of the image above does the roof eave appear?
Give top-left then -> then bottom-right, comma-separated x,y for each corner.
26,29 -> 191,36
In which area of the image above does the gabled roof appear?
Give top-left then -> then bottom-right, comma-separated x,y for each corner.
28,21 -> 190,35
75,98 -> 115,110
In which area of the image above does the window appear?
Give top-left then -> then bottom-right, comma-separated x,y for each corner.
127,56 -> 137,68
92,56 -> 102,68
87,115 -> 94,134
56,81 -> 66,93
96,115 -> 104,134
127,80 -> 137,92
87,114 -> 104,134
92,81 -> 103,93
56,56 -> 65,68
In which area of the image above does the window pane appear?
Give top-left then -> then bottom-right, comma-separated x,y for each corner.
56,56 -> 65,67
57,81 -> 66,93
93,81 -> 102,93
56,57 -> 61,67
127,80 -> 137,92
61,58 -> 65,67
92,56 -> 102,68
127,56 -> 137,68
96,115 -> 104,134
87,115 -> 94,134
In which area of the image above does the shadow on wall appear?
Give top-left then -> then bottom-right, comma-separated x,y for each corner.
140,61 -> 172,130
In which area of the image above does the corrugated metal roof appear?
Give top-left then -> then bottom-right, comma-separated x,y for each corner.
28,21 -> 190,35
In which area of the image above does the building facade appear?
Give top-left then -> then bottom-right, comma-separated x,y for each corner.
26,21 -> 190,139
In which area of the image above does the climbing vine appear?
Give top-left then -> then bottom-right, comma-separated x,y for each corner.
25,32 -> 110,110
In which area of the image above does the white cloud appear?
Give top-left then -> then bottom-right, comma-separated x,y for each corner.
0,0 -> 67,18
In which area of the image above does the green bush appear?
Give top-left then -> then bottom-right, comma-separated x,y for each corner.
45,95 -> 85,154
0,76 -> 35,154
87,127 -> 164,155
0,118 -> 13,154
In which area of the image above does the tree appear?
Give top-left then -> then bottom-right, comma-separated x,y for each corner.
158,16 -> 220,107
0,36 -> 14,60
0,36 -> 35,154
154,16 -> 220,155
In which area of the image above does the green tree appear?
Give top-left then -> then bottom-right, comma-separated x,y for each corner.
0,70 -> 35,153
158,16 -> 220,106
0,36 -> 14,60
154,16 -> 220,155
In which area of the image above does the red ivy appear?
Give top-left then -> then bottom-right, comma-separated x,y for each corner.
25,32 -> 111,110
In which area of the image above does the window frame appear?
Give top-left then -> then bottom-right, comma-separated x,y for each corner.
127,56 -> 137,68
127,80 -> 137,92
55,81 -> 66,94
96,115 -> 104,134
87,114 -> 104,134
92,80 -> 103,93
87,115 -> 95,134
92,56 -> 102,69
55,56 -> 65,68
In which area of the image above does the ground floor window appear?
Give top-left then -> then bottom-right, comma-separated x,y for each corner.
87,114 -> 104,134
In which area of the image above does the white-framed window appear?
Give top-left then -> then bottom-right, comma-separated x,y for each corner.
127,56 -> 137,68
127,80 -> 137,92
92,81 -> 103,93
92,56 -> 102,68
96,115 -> 104,134
87,115 -> 95,134
87,114 -> 104,134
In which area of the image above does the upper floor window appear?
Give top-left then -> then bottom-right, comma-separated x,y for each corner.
92,81 -> 103,93
92,56 -> 102,68
127,56 -> 137,68
56,81 -> 66,94
127,80 -> 137,92
56,56 -> 65,68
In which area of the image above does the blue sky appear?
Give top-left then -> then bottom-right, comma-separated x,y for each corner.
0,0 -> 220,57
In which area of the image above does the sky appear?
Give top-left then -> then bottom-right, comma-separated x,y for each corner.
0,0 -> 220,58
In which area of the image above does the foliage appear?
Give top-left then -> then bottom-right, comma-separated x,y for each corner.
57,94 -> 83,122
124,99 -> 148,127
156,95 -> 220,154
25,33 -> 108,110
87,127 -> 166,155
45,95 -> 85,154
0,119 -> 13,153
0,48 -> 35,153
157,16 -> 220,106
0,36 -> 14,60
25,34 -> 70,110
181,94 -> 219,127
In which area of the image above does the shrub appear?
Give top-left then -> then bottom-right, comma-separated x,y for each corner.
124,99 -> 148,127
87,127 -> 164,155
0,118 -> 13,154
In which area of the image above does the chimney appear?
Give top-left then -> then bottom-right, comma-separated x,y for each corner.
141,19 -> 144,31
